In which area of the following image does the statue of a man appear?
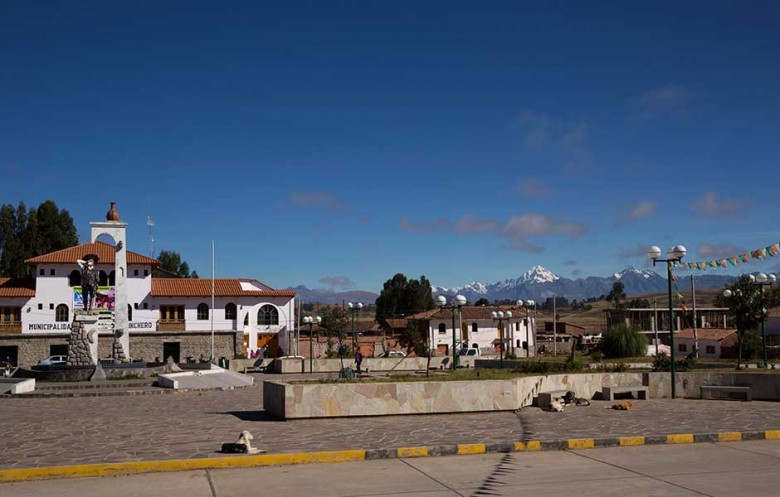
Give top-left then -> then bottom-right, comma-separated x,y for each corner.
77,256 -> 100,311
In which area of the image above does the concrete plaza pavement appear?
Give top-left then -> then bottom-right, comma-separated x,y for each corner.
3,441 -> 780,496
3,373 -> 780,470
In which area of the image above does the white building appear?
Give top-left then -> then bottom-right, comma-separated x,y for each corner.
408,306 -> 536,357
675,328 -> 737,359
0,241 -> 295,366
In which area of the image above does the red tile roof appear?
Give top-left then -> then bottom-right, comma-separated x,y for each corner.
408,306 -> 529,320
151,278 -> 295,298
25,242 -> 159,266
676,328 -> 737,341
0,278 -> 36,298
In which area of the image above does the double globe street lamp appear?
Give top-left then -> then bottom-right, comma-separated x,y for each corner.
302,315 -> 322,374
517,300 -> 536,357
347,302 -> 363,351
647,244 -> 687,399
435,294 -> 467,369
491,310 -> 512,368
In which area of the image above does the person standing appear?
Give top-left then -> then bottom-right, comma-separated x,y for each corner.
355,349 -> 363,375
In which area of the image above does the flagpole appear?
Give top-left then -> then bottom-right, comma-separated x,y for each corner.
211,240 -> 215,363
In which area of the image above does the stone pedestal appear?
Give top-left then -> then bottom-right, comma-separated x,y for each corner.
67,314 -> 100,366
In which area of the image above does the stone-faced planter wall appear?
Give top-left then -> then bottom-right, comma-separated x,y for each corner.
264,372 -> 780,419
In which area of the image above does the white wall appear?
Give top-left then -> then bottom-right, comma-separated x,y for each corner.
428,317 -> 535,357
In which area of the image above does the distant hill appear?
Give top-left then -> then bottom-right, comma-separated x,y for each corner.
284,285 -> 378,305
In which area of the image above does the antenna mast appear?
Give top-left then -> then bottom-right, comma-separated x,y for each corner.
147,216 -> 155,258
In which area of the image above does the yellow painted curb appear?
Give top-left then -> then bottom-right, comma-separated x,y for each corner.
457,444 -> 486,455
666,434 -> 694,444
619,436 -> 646,447
514,441 -> 541,451
718,432 -> 742,442
568,439 -> 595,450
765,430 -> 780,440
0,450 -> 366,483
397,447 -> 429,458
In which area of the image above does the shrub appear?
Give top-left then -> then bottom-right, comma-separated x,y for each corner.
601,324 -> 647,358
565,357 -> 584,372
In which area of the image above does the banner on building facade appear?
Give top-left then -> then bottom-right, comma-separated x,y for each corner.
73,286 -> 115,313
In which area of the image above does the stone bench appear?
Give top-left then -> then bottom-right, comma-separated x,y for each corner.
701,385 -> 751,401
536,390 -> 569,410
602,385 -> 649,401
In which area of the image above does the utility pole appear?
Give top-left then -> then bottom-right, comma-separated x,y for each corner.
553,295 -> 557,356
691,275 -> 698,358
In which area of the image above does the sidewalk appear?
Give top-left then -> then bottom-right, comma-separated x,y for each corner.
3,441 -> 780,496
2,373 -> 780,480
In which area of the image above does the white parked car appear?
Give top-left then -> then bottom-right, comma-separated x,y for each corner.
38,355 -> 67,366
459,348 -> 481,356
385,351 -> 406,358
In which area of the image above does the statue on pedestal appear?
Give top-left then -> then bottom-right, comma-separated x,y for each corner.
76,255 -> 100,312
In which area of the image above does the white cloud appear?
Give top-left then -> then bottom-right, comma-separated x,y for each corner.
516,178 -> 553,198
399,217 -> 451,233
634,84 -> 691,118
616,200 -> 657,225
401,212 -> 586,253
515,111 -> 595,173
453,214 -> 500,234
698,243 -> 744,259
503,213 -> 586,252
692,192 -> 749,219
320,276 -> 354,288
290,191 -> 346,212
619,243 -> 649,260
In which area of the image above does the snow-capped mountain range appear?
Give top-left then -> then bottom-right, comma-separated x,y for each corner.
287,265 -> 735,304
432,265 -> 735,302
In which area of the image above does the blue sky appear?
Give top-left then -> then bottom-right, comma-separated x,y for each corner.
2,1 -> 779,292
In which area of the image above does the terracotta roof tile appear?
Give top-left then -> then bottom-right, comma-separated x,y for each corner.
0,278 -> 36,298
676,328 -> 736,341
408,306 -> 529,320
25,242 -> 159,266
151,278 -> 295,298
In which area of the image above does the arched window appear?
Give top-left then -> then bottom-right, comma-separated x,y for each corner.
108,270 -> 116,286
225,303 -> 237,321
257,305 -> 279,326
55,304 -> 69,322
98,271 -> 108,287
471,322 -> 478,333
197,303 -> 209,321
438,323 -> 446,334
68,270 -> 81,287
243,314 -> 249,326
128,304 -> 133,322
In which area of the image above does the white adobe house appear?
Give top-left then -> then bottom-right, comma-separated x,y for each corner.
409,305 -> 536,357
674,328 -> 737,359
0,207 -> 295,366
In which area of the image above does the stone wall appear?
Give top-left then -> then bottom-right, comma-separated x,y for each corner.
264,372 -> 780,419
0,330 -> 241,366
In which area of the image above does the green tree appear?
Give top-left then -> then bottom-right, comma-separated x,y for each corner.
717,275 -> 779,368
398,319 -> 431,375
157,250 -> 199,278
601,323 -> 647,358
321,306 -> 351,368
606,282 -> 626,308
375,273 -> 435,320
0,200 -> 78,278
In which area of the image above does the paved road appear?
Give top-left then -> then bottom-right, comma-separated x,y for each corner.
3,441 -> 780,496
3,373 -> 780,469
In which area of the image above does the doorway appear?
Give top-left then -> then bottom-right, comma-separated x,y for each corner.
0,346 -> 19,366
162,342 -> 181,363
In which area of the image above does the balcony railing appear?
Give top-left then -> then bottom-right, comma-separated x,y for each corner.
158,319 -> 186,332
0,321 -> 22,333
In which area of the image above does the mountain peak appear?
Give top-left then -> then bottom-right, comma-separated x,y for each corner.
613,266 -> 658,280
520,265 -> 560,284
